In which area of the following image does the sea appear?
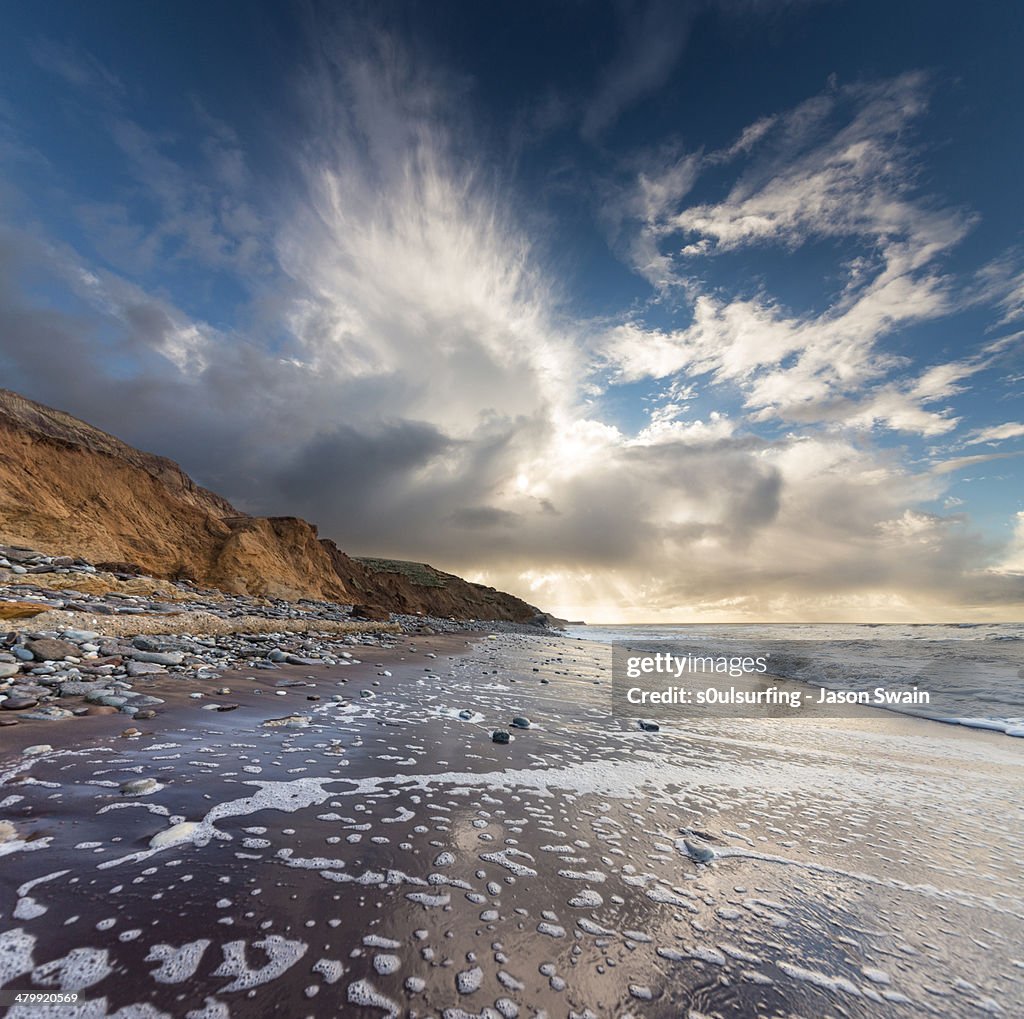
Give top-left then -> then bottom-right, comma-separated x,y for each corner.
566,621 -> 1024,738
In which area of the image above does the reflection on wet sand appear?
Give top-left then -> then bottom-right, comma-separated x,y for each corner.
1,633 -> 1022,1017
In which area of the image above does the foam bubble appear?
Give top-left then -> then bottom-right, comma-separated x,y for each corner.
145,940 -> 211,984
347,978 -> 400,1017
212,936 -> 308,993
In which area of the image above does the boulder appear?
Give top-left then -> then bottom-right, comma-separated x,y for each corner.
0,602 -> 48,620
25,638 -> 80,661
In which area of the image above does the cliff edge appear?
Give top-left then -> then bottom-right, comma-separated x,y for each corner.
0,389 -> 544,621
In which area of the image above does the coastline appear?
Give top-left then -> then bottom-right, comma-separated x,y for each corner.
2,629 -> 1021,1016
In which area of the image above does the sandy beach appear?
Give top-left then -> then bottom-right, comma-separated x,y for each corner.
2,630 -> 1022,1018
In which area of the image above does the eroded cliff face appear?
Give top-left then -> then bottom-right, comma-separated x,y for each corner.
0,389 -> 545,619
0,390 -> 350,602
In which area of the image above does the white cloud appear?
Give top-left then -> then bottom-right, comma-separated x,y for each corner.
3,33 -> 1023,624
996,512 -> 1024,574
598,74 -> 1024,441
963,422 -> 1024,446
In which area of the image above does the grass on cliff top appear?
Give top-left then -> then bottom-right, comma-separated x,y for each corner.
354,557 -> 447,588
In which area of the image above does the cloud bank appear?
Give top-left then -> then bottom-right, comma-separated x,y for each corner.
0,11 -> 1022,622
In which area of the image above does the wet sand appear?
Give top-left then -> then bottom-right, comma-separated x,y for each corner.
1,632 -> 1022,1018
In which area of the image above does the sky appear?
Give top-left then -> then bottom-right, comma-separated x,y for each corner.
1,0 -> 1023,622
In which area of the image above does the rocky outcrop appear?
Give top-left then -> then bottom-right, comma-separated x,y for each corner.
0,389 -> 547,619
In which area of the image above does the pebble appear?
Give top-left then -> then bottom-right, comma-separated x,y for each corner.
683,839 -> 715,864
1,542 -> 554,743
492,730 -> 512,745
1,696 -> 37,710
120,778 -> 159,795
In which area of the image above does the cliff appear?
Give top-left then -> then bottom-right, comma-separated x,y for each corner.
0,389 -> 545,620
321,543 -> 543,623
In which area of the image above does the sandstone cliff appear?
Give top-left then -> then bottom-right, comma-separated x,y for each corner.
0,389 -> 544,620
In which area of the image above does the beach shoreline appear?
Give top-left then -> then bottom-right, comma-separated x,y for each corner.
1,629 -> 1022,1017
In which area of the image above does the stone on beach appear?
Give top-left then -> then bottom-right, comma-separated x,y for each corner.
1,696 -> 38,710
683,839 -> 716,864
0,601 -> 48,620
128,650 -> 184,666
126,661 -> 168,677
120,778 -> 160,796
25,638 -> 80,661
150,821 -> 199,849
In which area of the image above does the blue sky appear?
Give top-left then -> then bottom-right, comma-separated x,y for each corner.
1,0 -> 1023,621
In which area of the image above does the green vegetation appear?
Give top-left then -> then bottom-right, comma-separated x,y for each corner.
354,557 -> 448,588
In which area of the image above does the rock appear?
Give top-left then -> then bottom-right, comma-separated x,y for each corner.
133,709 -> 157,720
126,661 -> 168,677
20,706 -> 74,720
262,714 -> 311,728
0,717 -> 19,726
0,602 -> 48,620
120,728 -> 142,738
59,681 -> 107,696
12,648 -> 34,662
120,778 -> 159,796
94,695 -> 129,708
25,638 -> 79,662
0,820 -> 17,843
84,689 -> 116,704
60,629 -> 101,642
126,693 -> 165,706
128,650 -> 184,666
285,655 -> 321,666
0,663 -> 21,679
149,821 -> 198,849
510,716 -> 531,729
23,744 -> 52,755
215,703 -> 239,712
683,839 -> 715,864
491,730 -> 512,744
2,696 -> 38,710
458,709 -> 474,720
638,720 -> 660,732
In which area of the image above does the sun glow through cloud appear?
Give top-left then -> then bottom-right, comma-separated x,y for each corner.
0,2 -> 1022,622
